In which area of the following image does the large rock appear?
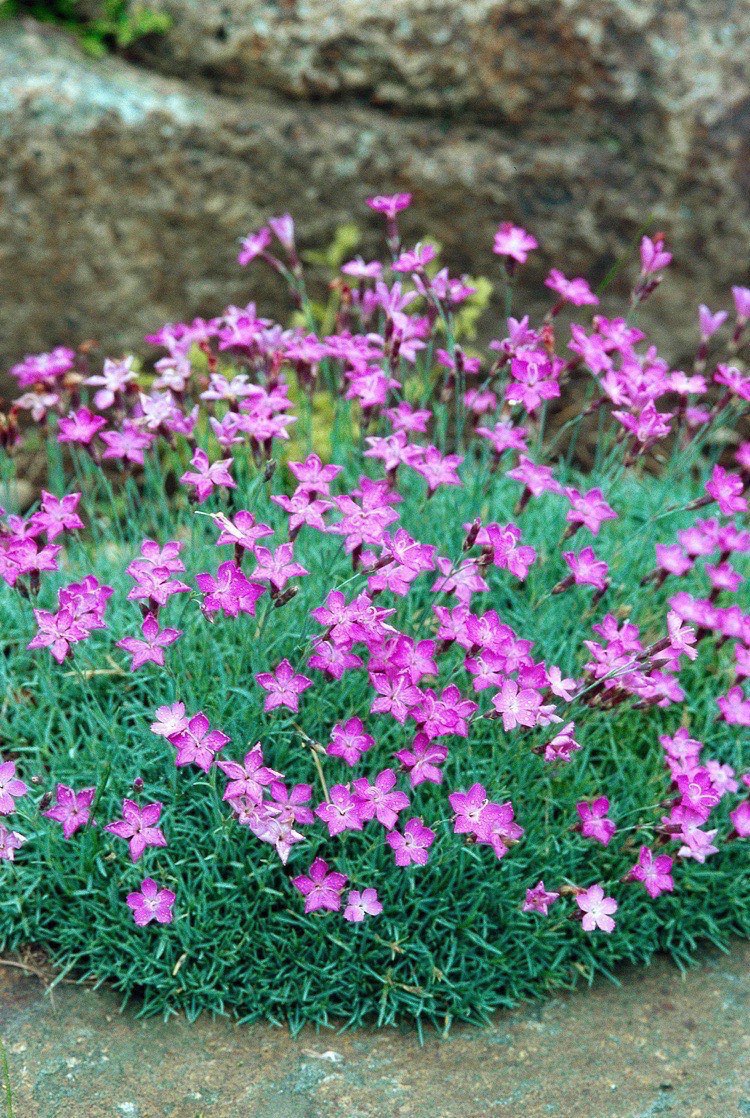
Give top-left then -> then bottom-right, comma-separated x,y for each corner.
0,15 -> 748,372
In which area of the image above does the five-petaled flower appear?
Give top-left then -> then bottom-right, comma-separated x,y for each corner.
126,878 -> 176,926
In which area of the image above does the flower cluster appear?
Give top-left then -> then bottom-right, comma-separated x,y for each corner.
1,197 -> 748,993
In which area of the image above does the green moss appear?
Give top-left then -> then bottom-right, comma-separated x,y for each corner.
2,0 -> 171,55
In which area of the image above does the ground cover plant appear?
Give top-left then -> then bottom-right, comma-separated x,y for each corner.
0,199 -> 749,1033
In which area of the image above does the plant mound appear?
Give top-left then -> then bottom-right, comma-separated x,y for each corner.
1,200 -> 749,1031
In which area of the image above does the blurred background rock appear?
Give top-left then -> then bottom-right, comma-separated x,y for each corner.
0,1 -> 748,372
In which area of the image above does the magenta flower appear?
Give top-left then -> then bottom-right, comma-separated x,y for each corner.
411,446 -> 463,492
705,465 -> 747,517
541,722 -> 581,763
31,491 -> 84,541
150,701 -> 188,738
493,222 -> 538,264
238,226 -> 271,265
116,613 -> 181,671
126,878 -> 175,926
386,817 -> 435,866
576,885 -> 618,933
218,745 -> 280,802
315,784 -> 365,836
730,800 -> 750,838
0,824 -> 26,862
698,304 -> 728,341
366,193 -> 412,220
344,888 -> 383,923
717,686 -> 750,726
211,510 -> 273,551
492,679 -> 543,731
395,732 -> 447,787
0,760 -> 27,816
562,547 -> 609,591
564,488 -> 617,536
292,857 -> 348,913
43,784 -> 95,839
626,846 -> 674,898
100,422 -> 154,465
288,453 -> 342,495
195,561 -> 266,617
252,543 -> 309,592
57,407 -> 107,445
352,769 -> 410,830
179,447 -> 235,503
105,800 -> 167,862
639,235 -> 672,275
168,711 -> 230,772
545,269 -> 598,307
256,660 -> 313,713
576,797 -> 616,846
522,881 -> 560,915
484,522 -> 536,580
326,718 -> 374,767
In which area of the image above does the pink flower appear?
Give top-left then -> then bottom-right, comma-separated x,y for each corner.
150,702 -> 188,738
639,235 -> 672,275
252,543 -> 308,592
238,226 -> 271,265
492,679 -> 543,731
218,745 -> 280,802
256,660 -> 313,712
180,447 -> 235,503
31,491 -> 84,541
562,547 -> 609,591
315,784 -> 365,836
705,465 -> 747,517
195,562 -> 265,617
352,769 -> 409,830
576,884 -> 618,933
116,612 -> 181,671
493,223 -> 538,264
541,722 -> 581,763
698,304 -> 728,341
395,732 -> 447,787
732,285 -> 750,321
211,510 -> 273,551
545,269 -> 598,307
484,522 -> 536,580
344,888 -> 383,922
411,446 -> 463,492
326,718 -> 374,767
386,817 -> 435,866
730,800 -> 750,838
0,825 -> 26,862
57,407 -> 107,445
100,422 -> 154,465
0,760 -> 27,816
626,846 -> 674,898
105,800 -> 167,862
564,488 -> 617,536
126,878 -> 176,926
366,193 -> 412,220
576,797 -> 616,845
168,712 -> 230,771
717,686 -> 750,726
522,881 -> 560,915
292,857 -> 348,913
43,784 -> 95,839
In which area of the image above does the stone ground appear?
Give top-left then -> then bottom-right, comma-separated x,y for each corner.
1,943 -> 748,1118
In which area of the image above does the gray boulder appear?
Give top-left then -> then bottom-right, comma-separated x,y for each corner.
0,14 -> 747,372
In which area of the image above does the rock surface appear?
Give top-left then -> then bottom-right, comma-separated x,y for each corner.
1,942 -> 749,1117
0,10 -> 748,368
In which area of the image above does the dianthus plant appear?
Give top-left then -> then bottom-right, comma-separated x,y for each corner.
0,198 -> 748,1031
